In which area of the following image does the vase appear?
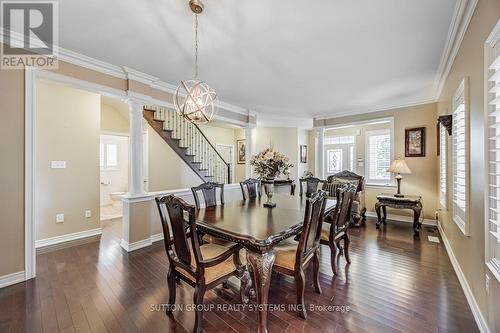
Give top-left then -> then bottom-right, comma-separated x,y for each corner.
262,179 -> 276,208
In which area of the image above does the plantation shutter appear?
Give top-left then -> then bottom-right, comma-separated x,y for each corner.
488,52 -> 500,245
452,80 -> 467,232
366,130 -> 391,184
439,125 -> 447,207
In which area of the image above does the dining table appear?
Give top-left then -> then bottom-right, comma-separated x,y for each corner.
194,193 -> 337,333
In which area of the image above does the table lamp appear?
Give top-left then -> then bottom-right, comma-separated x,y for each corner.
387,158 -> 412,197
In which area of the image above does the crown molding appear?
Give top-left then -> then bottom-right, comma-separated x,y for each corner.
122,66 -> 159,85
433,0 -> 479,100
313,97 -> 436,122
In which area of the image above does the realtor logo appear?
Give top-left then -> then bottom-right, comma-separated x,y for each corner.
1,1 -> 58,69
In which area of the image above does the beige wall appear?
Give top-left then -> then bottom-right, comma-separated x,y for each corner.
234,128 -> 246,183
35,80 -> 101,240
234,127 -> 315,184
436,1 -> 500,332
147,124 -> 201,191
318,103 -> 438,219
100,102 -> 129,134
0,69 -> 25,276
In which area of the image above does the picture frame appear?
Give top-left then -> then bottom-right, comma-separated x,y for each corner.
405,127 -> 426,157
300,145 -> 307,163
237,139 -> 246,164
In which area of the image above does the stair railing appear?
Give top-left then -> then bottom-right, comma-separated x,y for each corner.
146,106 -> 231,184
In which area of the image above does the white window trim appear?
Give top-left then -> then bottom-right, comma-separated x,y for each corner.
484,19 -> 500,282
365,128 -> 394,186
452,78 -> 470,236
439,124 -> 448,209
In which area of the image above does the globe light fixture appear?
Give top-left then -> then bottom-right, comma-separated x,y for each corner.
174,0 -> 217,124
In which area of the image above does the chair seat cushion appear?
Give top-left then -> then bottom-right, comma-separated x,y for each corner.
321,223 -> 346,242
177,243 -> 239,284
321,222 -> 332,241
274,239 -> 299,271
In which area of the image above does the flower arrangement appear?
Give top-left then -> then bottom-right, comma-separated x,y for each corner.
250,148 -> 294,180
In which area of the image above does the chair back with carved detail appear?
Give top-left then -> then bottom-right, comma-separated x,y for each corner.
239,178 -> 261,200
335,185 -> 356,230
191,182 -> 225,209
299,177 -> 326,197
155,195 -> 202,276
295,191 -> 328,267
327,170 -> 364,193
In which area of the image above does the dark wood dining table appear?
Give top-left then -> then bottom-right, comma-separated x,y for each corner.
195,194 -> 336,333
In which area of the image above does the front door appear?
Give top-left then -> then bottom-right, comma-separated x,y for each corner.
324,143 -> 355,177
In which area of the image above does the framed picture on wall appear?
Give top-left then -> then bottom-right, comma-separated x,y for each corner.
300,145 -> 307,163
237,139 -> 246,164
405,127 -> 426,157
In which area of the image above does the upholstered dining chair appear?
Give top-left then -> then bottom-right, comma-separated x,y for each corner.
155,195 -> 242,333
272,191 -> 328,319
299,177 -> 326,197
191,182 -> 224,209
320,185 -> 356,275
239,178 -> 261,200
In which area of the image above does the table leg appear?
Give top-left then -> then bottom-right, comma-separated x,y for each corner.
247,250 -> 276,333
375,202 -> 382,228
413,204 -> 422,234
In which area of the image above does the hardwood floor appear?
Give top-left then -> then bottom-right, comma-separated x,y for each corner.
0,218 -> 478,333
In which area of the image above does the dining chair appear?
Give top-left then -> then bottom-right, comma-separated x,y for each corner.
272,190 -> 328,319
155,195 -> 242,333
320,185 -> 356,275
239,178 -> 261,200
191,182 -> 224,209
299,177 -> 326,197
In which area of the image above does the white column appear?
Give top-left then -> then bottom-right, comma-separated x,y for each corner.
127,99 -> 146,197
315,127 -> 324,179
245,125 -> 254,179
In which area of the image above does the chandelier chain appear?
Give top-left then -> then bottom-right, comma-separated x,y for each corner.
194,13 -> 199,78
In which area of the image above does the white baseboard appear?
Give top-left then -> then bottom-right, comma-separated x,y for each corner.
437,222 -> 490,333
365,211 -> 437,226
35,228 -> 102,249
0,271 -> 25,289
121,233 -> 164,252
150,233 -> 164,243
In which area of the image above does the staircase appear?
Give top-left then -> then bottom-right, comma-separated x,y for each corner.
143,106 -> 231,184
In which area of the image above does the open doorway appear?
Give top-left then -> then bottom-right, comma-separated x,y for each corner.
99,134 -> 128,220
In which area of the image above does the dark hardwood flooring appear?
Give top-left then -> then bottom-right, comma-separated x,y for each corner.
0,218 -> 478,333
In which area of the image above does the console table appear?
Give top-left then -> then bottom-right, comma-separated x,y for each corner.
375,194 -> 422,233
272,179 -> 296,195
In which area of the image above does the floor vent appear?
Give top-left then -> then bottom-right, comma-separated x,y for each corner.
428,236 -> 440,243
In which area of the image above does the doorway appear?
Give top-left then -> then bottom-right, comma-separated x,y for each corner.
324,137 -> 356,177
100,134 -> 129,221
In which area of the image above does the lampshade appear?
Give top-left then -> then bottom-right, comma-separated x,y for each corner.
387,159 -> 412,174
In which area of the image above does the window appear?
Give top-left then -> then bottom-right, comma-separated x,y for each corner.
324,135 -> 355,145
439,125 -> 447,208
452,79 -> 469,235
366,129 -> 391,185
100,143 -> 119,169
486,22 -> 500,282
327,149 -> 342,173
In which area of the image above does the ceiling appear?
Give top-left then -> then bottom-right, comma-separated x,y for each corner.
60,0 -> 457,118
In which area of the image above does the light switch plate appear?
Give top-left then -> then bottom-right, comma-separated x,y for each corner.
56,213 -> 64,223
51,161 -> 66,169
85,210 -> 92,218
486,274 -> 491,296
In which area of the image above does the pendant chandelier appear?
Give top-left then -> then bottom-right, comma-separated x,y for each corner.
174,0 -> 217,124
